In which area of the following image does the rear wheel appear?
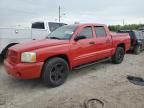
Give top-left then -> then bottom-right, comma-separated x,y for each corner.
112,47 -> 125,64
134,45 -> 141,55
42,57 -> 69,87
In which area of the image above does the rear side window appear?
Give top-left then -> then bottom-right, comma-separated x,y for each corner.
95,26 -> 107,37
32,22 -> 45,29
78,27 -> 93,38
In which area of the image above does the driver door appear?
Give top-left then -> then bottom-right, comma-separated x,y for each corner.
71,26 -> 97,67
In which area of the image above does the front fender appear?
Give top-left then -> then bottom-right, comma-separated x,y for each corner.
34,44 -> 71,62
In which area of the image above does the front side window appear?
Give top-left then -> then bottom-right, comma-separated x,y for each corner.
78,27 -> 93,38
95,26 -> 107,37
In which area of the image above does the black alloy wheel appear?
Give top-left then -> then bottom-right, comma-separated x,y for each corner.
112,47 -> 125,64
42,57 -> 69,87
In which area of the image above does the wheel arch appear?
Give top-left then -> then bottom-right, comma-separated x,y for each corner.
41,54 -> 71,78
117,43 -> 125,51
1,43 -> 18,57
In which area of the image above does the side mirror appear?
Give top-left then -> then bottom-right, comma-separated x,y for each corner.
74,35 -> 86,41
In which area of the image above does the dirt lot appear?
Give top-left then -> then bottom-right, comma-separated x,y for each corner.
0,53 -> 144,108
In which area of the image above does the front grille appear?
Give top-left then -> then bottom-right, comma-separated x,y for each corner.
8,50 -> 19,64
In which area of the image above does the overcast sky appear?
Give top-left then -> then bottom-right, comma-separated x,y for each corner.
0,0 -> 144,28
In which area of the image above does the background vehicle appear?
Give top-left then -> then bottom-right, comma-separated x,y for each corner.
118,30 -> 144,54
0,22 -> 67,61
139,27 -> 144,32
4,24 -> 130,87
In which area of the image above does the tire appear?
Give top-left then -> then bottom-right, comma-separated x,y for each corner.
0,54 -> 4,63
2,43 -> 18,59
42,57 -> 69,87
112,47 -> 125,64
0,49 -> 7,62
2,49 -> 8,59
134,45 -> 141,55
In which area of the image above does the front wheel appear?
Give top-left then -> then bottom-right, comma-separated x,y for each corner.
112,47 -> 125,64
42,57 -> 69,87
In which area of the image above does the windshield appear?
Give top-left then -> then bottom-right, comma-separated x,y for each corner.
48,22 -> 67,32
48,25 -> 77,40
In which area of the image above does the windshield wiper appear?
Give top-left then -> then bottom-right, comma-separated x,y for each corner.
48,36 -> 62,40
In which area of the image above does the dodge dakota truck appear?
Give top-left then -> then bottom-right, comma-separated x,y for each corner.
4,24 -> 130,87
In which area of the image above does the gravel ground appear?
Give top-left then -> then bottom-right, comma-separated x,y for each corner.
0,53 -> 144,108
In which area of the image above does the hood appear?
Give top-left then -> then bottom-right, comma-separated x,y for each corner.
9,39 -> 69,52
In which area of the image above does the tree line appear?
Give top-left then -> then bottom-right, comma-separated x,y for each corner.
108,24 -> 144,32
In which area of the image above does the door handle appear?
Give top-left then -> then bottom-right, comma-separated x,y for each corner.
89,41 -> 95,44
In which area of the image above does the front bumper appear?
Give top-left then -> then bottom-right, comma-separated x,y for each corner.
4,60 -> 44,79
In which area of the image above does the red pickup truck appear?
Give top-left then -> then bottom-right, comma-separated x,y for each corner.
4,24 -> 130,87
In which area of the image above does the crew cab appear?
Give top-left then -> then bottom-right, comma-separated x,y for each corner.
4,24 -> 130,87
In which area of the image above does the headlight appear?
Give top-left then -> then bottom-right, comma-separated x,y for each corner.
21,52 -> 36,63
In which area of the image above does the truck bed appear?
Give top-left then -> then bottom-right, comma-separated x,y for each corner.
112,33 -> 131,52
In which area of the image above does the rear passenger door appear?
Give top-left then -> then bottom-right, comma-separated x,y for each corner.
94,26 -> 113,58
